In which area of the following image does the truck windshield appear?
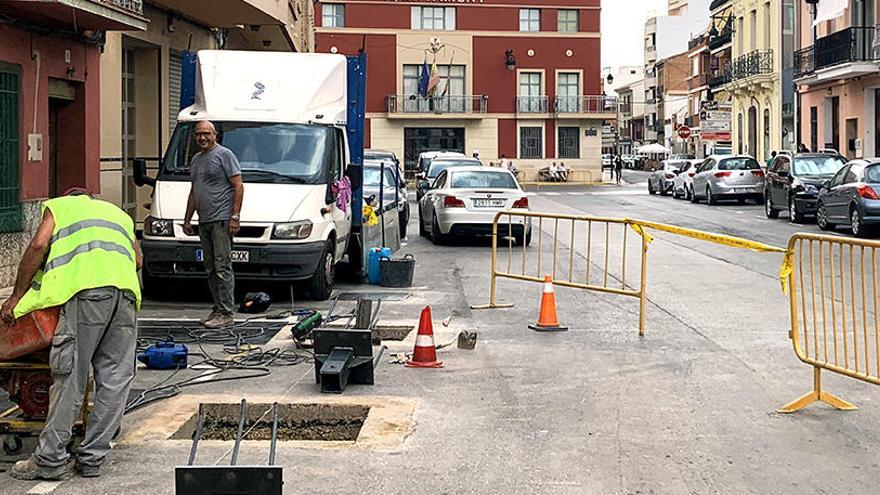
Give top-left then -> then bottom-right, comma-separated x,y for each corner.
161,122 -> 333,184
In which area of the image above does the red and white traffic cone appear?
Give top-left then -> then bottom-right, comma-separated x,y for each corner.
406,306 -> 444,368
528,275 -> 568,332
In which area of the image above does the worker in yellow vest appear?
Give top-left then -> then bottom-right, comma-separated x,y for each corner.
0,189 -> 141,481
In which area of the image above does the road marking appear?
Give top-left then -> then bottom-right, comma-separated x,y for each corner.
28,482 -> 62,494
543,192 -> 561,196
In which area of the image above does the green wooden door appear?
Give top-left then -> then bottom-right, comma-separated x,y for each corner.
0,66 -> 22,233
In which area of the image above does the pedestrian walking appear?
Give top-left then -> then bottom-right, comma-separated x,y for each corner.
182,121 -> 244,329
614,155 -> 624,184
766,150 -> 777,167
1,189 -> 142,481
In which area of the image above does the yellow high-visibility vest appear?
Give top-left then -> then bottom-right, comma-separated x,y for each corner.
14,195 -> 141,318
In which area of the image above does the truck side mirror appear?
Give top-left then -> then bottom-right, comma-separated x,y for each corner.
132,158 -> 156,187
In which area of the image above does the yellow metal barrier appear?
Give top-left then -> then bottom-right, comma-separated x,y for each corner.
472,211 -> 789,337
471,211 -> 651,335
778,233 -> 880,413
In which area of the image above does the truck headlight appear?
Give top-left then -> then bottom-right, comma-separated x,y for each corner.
144,216 -> 173,237
273,220 -> 313,239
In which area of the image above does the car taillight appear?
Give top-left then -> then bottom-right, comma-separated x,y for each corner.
687,172 -> 696,177
443,195 -> 465,208
857,185 -> 880,200
752,170 -> 765,177
714,171 -> 732,178
665,173 -> 675,179
512,197 -> 529,209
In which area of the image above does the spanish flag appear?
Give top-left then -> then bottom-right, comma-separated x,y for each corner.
427,62 -> 441,96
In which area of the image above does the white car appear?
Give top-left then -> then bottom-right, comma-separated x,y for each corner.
672,159 -> 704,200
418,166 -> 532,245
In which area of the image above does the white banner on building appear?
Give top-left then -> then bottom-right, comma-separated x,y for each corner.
813,0 -> 847,26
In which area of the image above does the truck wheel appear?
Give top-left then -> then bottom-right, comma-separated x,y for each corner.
308,242 -> 335,301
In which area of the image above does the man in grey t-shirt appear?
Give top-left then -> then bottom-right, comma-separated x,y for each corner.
183,120 -> 244,328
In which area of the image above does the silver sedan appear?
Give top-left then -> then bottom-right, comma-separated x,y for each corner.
691,155 -> 765,205
418,166 -> 532,245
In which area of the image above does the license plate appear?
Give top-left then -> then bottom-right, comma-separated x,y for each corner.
473,199 -> 505,208
196,249 -> 250,263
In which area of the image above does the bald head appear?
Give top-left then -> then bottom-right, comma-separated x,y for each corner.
194,120 -> 218,152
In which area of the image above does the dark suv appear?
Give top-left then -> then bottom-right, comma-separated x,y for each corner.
764,153 -> 847,223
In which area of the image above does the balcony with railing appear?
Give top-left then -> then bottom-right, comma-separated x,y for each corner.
708,19 -> 734,51
709,68 -> 731,88
794,46 -> 816,79
730,49 -> 773,81
553,95 -> 619,117
795,26 -> 879,83
5,0 -> 147,30
386,94 -> 489,117
516,96 -> 549,114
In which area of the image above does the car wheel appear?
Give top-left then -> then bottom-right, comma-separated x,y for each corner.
648,181 -> 656,195
431,215 -> 447,245
418,206 -> 428,237
851,208 -> 871,238
706,186 -> 717,205
514,228 -> 532,246
307,241 -> 335,301
689,186 -> 699,203
765,193 -> 779,218
659,181 -> 668,196
789,196 -> 805,224
817,202 -> 834,231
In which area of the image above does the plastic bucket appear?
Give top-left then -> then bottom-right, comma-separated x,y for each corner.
368,247 -> 392,284
379,254 -> 415,287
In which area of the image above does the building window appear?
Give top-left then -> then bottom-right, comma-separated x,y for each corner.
517,72 -> 544,112
558,127 -> 580,158
412,6 -> 455,30
322,4 -> 345,27
0,64 -> 22,233
520,127 -> 543,159
556,72 -> 580,112
558,9 -> 578,32
519,9 -> 540,32
402,64 -> 466,112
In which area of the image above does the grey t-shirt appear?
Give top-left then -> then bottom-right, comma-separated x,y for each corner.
190,144 -> 241,223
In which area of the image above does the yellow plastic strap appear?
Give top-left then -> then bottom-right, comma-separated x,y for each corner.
628,222 -> 654,244
626,219 -> 787,254
779,249 -> 795,294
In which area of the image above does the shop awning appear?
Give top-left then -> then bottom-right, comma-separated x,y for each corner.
813,0 -> 847,26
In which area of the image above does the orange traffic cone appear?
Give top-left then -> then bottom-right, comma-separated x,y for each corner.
528,275 -> 568,332
406,307 -> 444,368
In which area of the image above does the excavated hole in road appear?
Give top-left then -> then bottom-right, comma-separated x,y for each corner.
170,403 -> 371,442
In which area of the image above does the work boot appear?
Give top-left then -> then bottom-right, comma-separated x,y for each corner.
9,458 -> 70,481
74,460 -> 101,478
199,309 -> 219,326
204,313 -> 234,329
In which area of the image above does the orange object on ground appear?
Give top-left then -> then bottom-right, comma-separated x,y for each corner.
528,275 -> 568,332
406,306 -> 444,368
0,307 -> 62,361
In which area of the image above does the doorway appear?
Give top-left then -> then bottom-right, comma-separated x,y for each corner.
830,96 -> 840,152
748,106 -> 758,156
403,127 -> 465,172
47,77 -> 81,198
845,118 -> 858,158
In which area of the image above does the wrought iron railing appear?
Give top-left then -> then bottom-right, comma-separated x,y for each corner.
553,95 -> 619,114
709,68 -> 731,87
386,94 -> 488,114
815,26 -> 877,70
794,46 -> 816,78
731,49 -> 773,80
516,95 -> 549,113
708,21 -> 734,50
99,0 -> 144,14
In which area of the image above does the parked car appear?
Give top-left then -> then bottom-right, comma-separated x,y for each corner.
648,160 -> 686,196
764,153 -> 846,223
417,150 -> 466,174
817,159 -> 880,237
672,159 -> 704,200
691,155 -> 765,204
417,156 -> 482,201
364,149 -> 400,166
712,146 -> 733,156
364,159 -> 409,238
670,153 -> 696,160
419,166 -> 532,245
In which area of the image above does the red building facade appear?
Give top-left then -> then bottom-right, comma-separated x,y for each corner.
315,0 -> 613,178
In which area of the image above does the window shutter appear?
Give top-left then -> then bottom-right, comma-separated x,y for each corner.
0,67 -> 22,233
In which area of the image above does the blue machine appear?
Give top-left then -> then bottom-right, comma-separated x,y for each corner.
138,341 -> 188,370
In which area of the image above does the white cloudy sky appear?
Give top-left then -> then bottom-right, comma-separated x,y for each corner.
601,0 -> 667,69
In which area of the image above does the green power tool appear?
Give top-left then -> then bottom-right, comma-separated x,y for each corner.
292,311 -> 323,341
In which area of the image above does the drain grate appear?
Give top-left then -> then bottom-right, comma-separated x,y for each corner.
171,403 -> 370,442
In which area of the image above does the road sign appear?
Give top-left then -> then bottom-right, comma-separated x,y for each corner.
677,126 -> 692,139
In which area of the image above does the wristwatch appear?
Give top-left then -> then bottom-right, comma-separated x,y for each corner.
231,214 -> 240,220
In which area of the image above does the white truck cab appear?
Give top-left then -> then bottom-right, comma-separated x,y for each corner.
137,51 -> 358,300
